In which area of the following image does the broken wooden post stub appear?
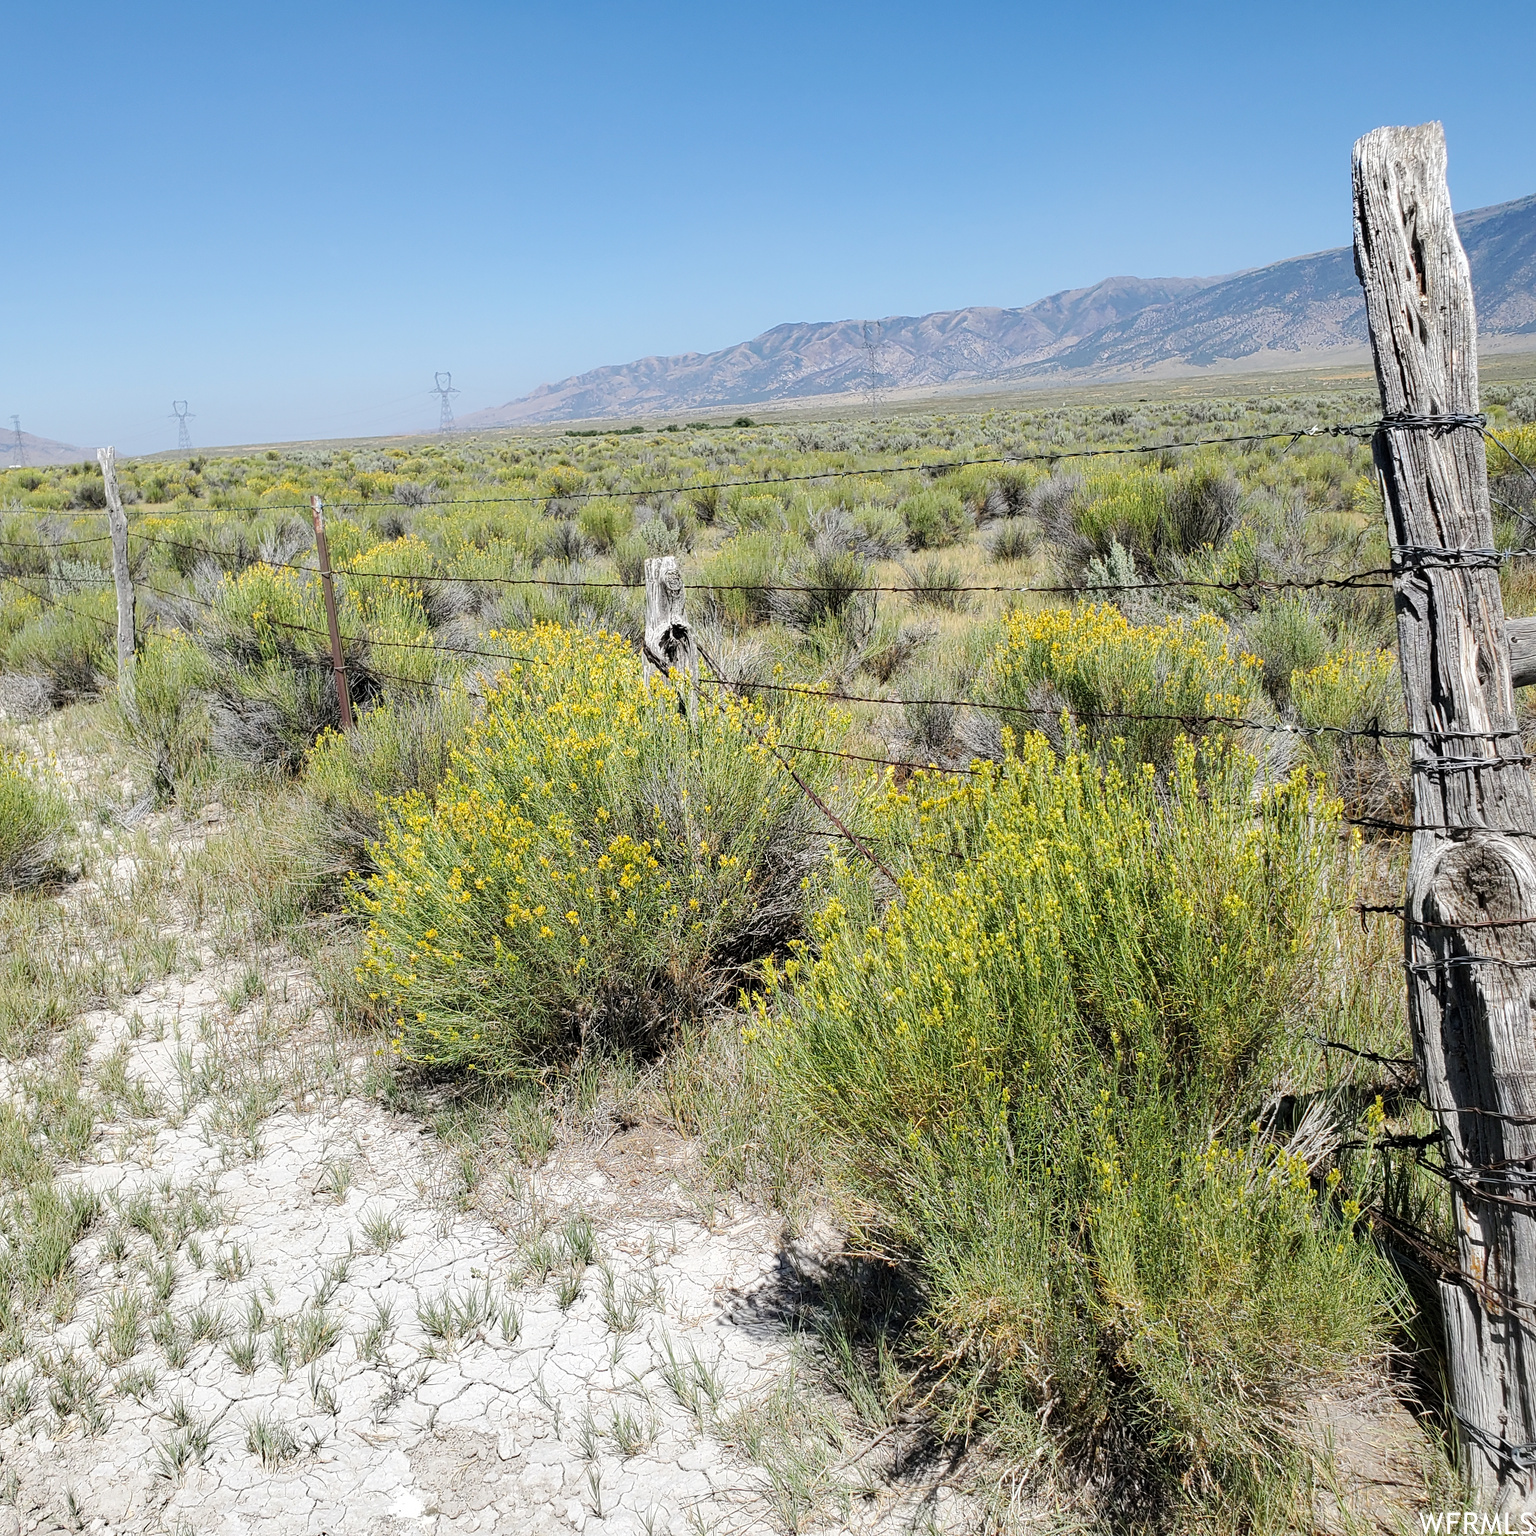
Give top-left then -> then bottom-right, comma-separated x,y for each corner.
642,554 -> 698,717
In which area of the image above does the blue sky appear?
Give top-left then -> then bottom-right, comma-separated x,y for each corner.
5,0 -> 1534,453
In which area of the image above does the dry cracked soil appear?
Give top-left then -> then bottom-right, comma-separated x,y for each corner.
0,707 -> 1450,1536
0,719 -> 976,1536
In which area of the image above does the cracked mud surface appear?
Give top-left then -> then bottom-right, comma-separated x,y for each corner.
1,962 -> 956,1536
0,714 -> 1436,1536
0,732 -> 972,1536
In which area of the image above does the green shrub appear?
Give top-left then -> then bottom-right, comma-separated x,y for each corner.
612,535 -> 648,588
1291,647 -> 1407,817
354,623 -> 837,1075
69,475 -> 106,511
1062,462 -> 1241,576
1068,468 -> 1168,563
900,557 -> 971,613
686,484 -> 723,526
0,588 -> 43,652
1487,423 -> 1536,472
1242,596 -> 1331,707
987,517 -> 1040,564
769,549 -> 871,633
977,603 -> 1264,771
497,559 -> 641,639
577,498 -> 631,554
196,559 -> 438,773
0,750 -> 70,889
897,488 -> 968,550
985,463 -> 1040,519
756,736 -> 1396,1522
852,503 -> 907,559
698,530 -> 791,629
122,631 -> 215,791
727,492 -> 784,532
3,592 -> 116,704
298,689 -> 475,902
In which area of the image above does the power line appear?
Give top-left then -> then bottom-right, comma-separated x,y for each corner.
431,373 -> 460,436
862,321 -> 890,413
9,416 -> 23,469
171,401 -> 194,454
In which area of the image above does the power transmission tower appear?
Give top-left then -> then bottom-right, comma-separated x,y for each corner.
430,373 -> 460,435
170,402 -> 194,453
862,322 -> 889,412
9,416 -> 23,468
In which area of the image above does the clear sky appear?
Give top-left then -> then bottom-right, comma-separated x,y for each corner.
5,0 -> 1534,453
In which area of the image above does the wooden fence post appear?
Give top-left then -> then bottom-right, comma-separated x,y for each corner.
309,495 -> 353,731
97,446 -> 137,726
642,555 -> 697,717
1355,121 -> 1536,1510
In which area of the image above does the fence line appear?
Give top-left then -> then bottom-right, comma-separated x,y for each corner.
0,420 -> 1384,516
108,527 -> 1406,598
7,563 -> 1525,753
0,571 -> 122,629
7,410 -> 1528,527
2,407 -> 1527,623
5,406 -> 1534,833
0,532 -> 115,552
7,124 -> 1535,1495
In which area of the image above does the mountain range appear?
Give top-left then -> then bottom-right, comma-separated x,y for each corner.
5,430 -> 90,468
461,192 -> 1536,429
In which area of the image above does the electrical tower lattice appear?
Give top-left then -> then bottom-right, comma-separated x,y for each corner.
170,402 -> 194,453
9,416 -> 23,468
862,322 -> 890,412
431,373 -> 460,435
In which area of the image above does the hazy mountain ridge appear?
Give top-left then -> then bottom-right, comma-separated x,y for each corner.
1458,193 -> 1536,332
5,431 -> 91,468
465,276 -> 1217,428
462,193 -> 1536,427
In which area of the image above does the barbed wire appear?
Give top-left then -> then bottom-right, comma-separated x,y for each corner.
0,571 -> 117,630
111,526 -> 1403,599
5,411 -> 1527,621
7,411 -> 1525,528
14,414 -> 1536,1352
6,408 -> 1533,799
0,531 -> 114,553
0,420 -> 1387,518
35,567 -> 1523,759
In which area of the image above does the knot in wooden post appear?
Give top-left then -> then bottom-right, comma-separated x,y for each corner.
1356,119 -> 1536,1510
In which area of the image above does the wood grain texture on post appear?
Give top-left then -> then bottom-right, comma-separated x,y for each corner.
1355,121 -> 1536,1508
309,495 -> 354,732
641,555 -> 698,716
97,447 -> 138,726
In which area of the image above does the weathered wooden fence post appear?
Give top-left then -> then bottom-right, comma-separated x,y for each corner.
309,495 -> 353,731
641,554 -> 698,717
97,446 -> 138,726
1355,121 -> 1536,1509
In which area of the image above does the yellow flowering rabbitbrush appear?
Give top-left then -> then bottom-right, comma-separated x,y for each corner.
355,622 -> 837,1075
981,603 -> 1265,770
1290,647 -> 1407,815
757,733 -> 1397,1506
